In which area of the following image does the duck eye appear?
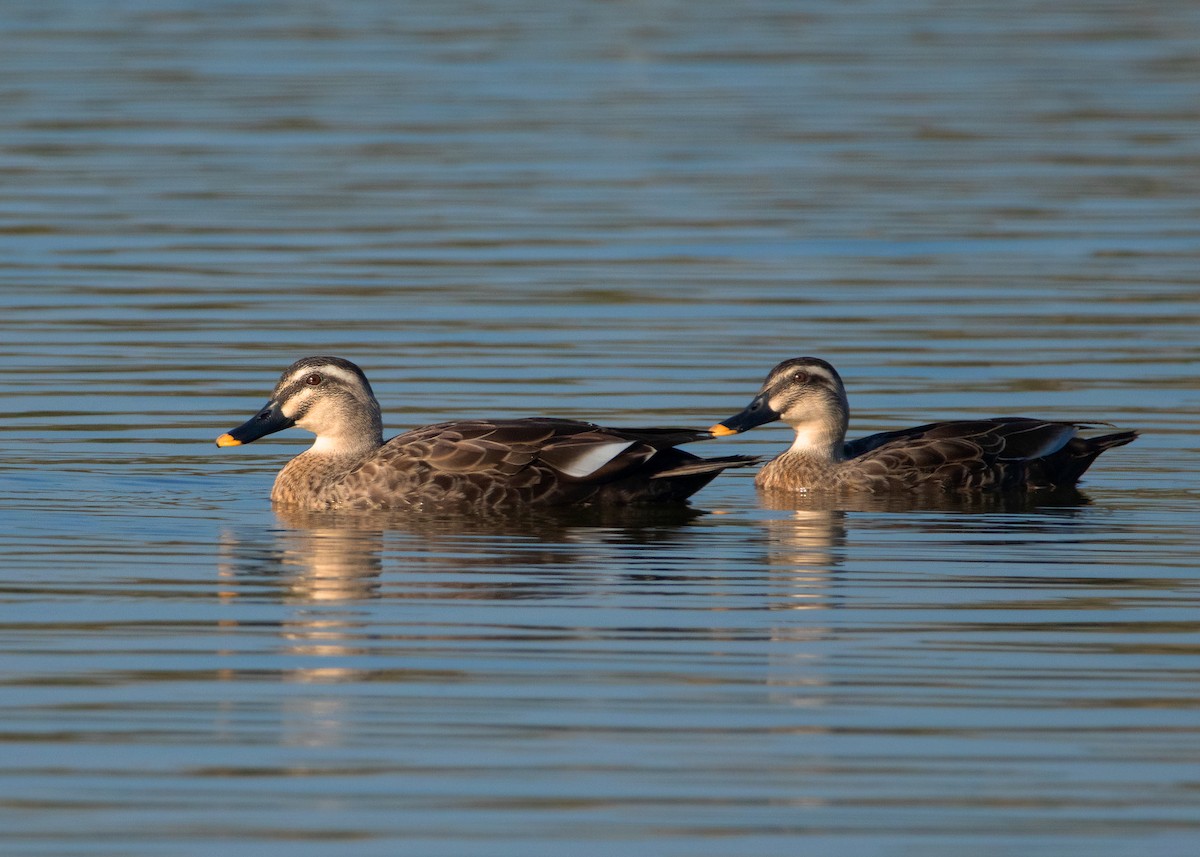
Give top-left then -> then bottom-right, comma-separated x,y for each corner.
793,371 -> 810,384
305,373 -> 323,386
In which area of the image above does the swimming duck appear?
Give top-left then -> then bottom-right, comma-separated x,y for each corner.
216,356 -> 757,512
710,357 -> 1137,493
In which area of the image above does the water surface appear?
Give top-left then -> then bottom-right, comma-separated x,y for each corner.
1,2 -> 1198,855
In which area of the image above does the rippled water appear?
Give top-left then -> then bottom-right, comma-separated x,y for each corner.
2,1 -> 1199,855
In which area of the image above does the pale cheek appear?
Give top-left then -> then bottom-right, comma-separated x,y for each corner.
281,389 -> 314,421
294,399 -> 335,430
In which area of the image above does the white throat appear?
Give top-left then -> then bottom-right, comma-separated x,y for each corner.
308,434 -> 360,457
786,421 -> 842,460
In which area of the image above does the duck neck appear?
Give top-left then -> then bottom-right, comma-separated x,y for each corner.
784,418 -> 846,463
294,403 -> 385,463
270,430 -> 383,507
306,429 -> 382,461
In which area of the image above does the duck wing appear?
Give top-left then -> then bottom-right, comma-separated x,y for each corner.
336,419 -> 753,509
845,418 -> 1076,460
844,419 -> 1082,491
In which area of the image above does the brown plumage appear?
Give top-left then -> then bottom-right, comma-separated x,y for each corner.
711,357 -> 1137,494
215,356 -> 757,512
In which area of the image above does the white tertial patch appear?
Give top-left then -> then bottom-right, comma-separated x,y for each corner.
1012,423 -> 1076,459
551,440 -> 636,478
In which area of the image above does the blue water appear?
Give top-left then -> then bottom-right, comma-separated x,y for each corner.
1,2 -> 1198,855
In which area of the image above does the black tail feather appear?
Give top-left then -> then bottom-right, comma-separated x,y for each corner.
652,455 -> 761,479
1028,430 -> 1138,488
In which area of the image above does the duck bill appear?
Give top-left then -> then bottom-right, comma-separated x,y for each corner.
709,393 -> 780,436
215,400 -> 296,447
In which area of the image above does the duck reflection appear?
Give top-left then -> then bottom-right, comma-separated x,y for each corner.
750,494 -> 848,613
758,485 -> 1096,516
752,487 -> 1097,611
273,508 -> 385,602
216,504 -> 717,746
218,503 -> 714,607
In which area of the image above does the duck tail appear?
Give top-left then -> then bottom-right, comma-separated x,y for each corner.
1090,429 -> 1140,451
652,455 -> 762,479
1030,429 -> 1138,488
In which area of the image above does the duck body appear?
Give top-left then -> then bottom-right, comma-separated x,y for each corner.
269,417 -> 748,511
217,357 -> 757,512
712,357 -> 1137,494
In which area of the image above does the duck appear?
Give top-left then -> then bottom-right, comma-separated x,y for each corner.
215,356 -> 758,512
709,357 -> 1137,493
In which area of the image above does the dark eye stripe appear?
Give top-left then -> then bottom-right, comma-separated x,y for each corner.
278,380 -> 321,404
772,368 -> 835,392
276,367 -> 359,405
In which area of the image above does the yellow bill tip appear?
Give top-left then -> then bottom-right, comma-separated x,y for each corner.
215,433 -> 242,448
708,423 -> 739,437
